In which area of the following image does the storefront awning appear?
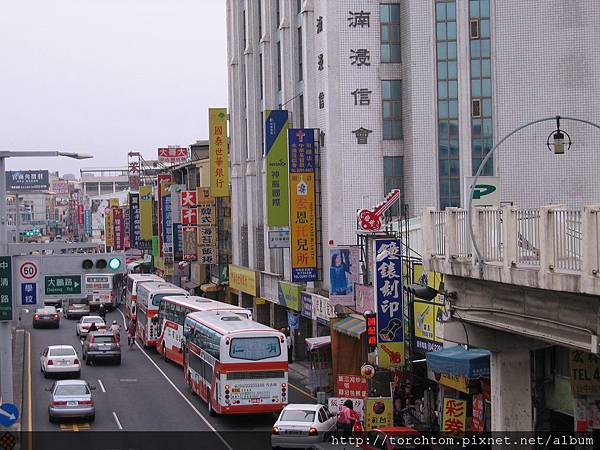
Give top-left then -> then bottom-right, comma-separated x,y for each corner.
200,283 -> 220,293
183,281 -> 200,290
332,315 -> 365,339
426,346 -> 491,378
305,336 -> 331,351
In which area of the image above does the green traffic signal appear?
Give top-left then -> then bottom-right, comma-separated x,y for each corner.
108,257 -> 121,270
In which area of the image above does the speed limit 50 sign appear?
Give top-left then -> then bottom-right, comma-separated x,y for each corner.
19,261 -> 38,280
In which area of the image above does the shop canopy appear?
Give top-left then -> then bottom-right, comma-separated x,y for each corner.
426,346 -> 491,378
332,315 -> 365,339
305,336 -> 331,351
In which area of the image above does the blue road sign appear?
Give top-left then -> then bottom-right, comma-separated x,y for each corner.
0,403 -> 19,427
21,282 -> 37,306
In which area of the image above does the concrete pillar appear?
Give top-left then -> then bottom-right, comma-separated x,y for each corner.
445,208 -> 458,260
502,206 -> 517,268
491,349 -> 533,432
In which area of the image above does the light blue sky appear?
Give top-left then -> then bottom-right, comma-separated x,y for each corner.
0,0 -> 228,175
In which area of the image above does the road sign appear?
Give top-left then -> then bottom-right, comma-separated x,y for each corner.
0,403 -> 19,427
44,275 -> 82,295
21,283 -> 37,306
0,257 -> 12,321
19,261 -> 38,280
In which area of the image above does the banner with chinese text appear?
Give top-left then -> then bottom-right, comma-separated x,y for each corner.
128,193 -> 141,249
182,227 -> 198,260
288,128 -> 317,282
209,108 -> 229,197
139,185 -> 153,241
158,175 -> 172,256
104,207 -> 114,248
112,207 -> 125,251
197,187 -> 216,264
374,239 -> 404,368
364,397 -> 393,431
442,398 -> 467,433
264,110 -> 289,226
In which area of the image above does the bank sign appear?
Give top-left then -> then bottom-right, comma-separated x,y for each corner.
464,176 -> 500,208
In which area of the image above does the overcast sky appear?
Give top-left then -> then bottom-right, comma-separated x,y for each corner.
0,0 -> 228,176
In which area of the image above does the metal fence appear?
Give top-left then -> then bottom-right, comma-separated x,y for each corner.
479,209 -> 503,262
432,211 -> 445,256
552,209 -> 582,271
516,209 -> 540,265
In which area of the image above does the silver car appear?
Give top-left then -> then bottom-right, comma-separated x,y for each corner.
47,379 -> 96,422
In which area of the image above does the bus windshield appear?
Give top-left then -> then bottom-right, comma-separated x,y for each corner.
152,292 -> 186,307
229,337 -> 281,361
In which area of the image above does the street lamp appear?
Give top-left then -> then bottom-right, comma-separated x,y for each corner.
467,115 -> 600,276
0,149 -> 93,404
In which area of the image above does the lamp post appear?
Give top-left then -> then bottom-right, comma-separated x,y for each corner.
0,150 -> 92,404
467,115 -> 600,276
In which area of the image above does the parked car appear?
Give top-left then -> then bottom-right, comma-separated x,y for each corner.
64,297 -> 91,319
47,379 -> 95,423
82,331 -> 121,365
272,404 -> 336,449
33,306 -> 60,329
359,427 -> 431,450
76,316 -> 106,337
40,345 -> 80,378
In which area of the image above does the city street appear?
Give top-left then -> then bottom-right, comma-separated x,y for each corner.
21,306 -> 315,449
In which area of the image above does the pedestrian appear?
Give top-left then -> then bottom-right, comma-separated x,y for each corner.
337,399 -> 360,438
88,322 -> 98,333
98,303 -> 106,320
286,329 -> 293,363
127,320 -> 136,350
110,320 -> 121,342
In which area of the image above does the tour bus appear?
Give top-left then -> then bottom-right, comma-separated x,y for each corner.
136,282 -> 188,348
84,274 -> 116,311
183,310 -> 288,415
156,295 -> 252,366
125,273 -> 163,321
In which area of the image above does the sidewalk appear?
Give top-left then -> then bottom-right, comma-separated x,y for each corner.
288,359 -> 313,394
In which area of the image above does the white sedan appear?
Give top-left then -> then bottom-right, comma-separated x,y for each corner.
40,345 -> 80,378
271,404 -> 336,449
76,316 -> 106,337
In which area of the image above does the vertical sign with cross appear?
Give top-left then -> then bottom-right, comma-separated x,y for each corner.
0,257 -> 12,321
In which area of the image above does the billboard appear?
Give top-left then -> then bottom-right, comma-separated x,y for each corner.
264,110 -> 290,226
209,108 -> 229,197
374,239 -> 404,368
158,147 -> 188,164
6,170 -> 49,191
411,262 -> 447,353
139,185 -> 153,241
50,180 -> 69,197
329,246 -> 359,306
129,193 -> 141,249
288,128 -> 318,282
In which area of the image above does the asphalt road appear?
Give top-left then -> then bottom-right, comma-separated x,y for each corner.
21,306 -> 315,449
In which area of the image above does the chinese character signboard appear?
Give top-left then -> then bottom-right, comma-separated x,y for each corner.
50,180 -> 69,197
268,230 -> 290,248
171,184 -> 185,261
442,398 -> 467,433
182,227 -> 198,260
128,152 -> 141,190
197,188 -> 216,265
364,397 -> 393,431
84,209 -> 92,236
44,275 -> 82,296
0,257 -> 13,321
158,147 -> 188,164
129,193 -> 141,249
412,262 -> 445,353
374,239 -> 404,368
570,350 -> 600,396
157,175 -> 172,256
264,110 -> 290,226
6,170 -> 49,192
472,394 -> 485,432
78,204 -> 84,225
139,185 -> 153,241
329,246 -> 359,306
365,312 -> 377,352
301,292 -> 314,319
328,398 -> 365,422
112,207 -> 125,251
277,281 -> 302,312
209,108 -> 229,197
288,128 -> 318,282
229,265 -> 258,297
336,375 -> 368,398
104,207 -> 114,248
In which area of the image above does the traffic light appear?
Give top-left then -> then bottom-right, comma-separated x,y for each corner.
80,254 -> 125,273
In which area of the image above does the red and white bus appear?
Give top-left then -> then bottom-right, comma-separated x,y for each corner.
183,310 -> 288,415
125,274 -> 163,321
156,295 -> 252,366
136,281 -> 188,348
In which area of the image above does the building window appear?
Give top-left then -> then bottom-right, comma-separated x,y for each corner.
276,41 -> 282,91
436,0 -> 460,209
380,4 -> 401,63
297,27 -> 303,82
381,80 -> 402,140
384,157 -> 403,217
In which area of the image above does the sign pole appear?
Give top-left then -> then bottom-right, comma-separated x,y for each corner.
0,156 -> 14,404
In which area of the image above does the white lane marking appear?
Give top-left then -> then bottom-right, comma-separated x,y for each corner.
112,411 -> 123,430
98,379 -> 106,393
116,308 -> 233,450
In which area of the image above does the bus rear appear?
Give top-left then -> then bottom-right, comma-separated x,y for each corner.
84,274 -> 114,311
125,274 -> 163,321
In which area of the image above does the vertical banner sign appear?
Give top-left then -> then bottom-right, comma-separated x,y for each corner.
128,151 -> 141,190
264,110 -> 290,226
181,190 -> 198,225
109,198 -> 119,208
329,246 -> 359,306
84,209 -> 92,236
0,256 -> 13,321
157,174 -> 172,256
374,239 -> 404,368
139,185 -> 153,241
182,227 -> 198,260
197,188 -> 216,264
209,108 -> 229,197
171,184 -> 185,260
442,398 -> 467,433
288,128 -> 317,282
365,397 -> 393,431
77,204 -> 84,225
412,263 -> 445,352
112,207 -> 125,251
129,193 -> 141,249
105,207 -> 114,248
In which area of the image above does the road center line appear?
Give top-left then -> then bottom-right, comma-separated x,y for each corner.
112,411 -> 123,430
97,379 -> 106,393
116,308 -> 234,450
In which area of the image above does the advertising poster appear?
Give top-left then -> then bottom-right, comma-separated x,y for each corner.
182,226 -> 198,259
472,394 -> 485,432
5,170 -> 49,191
277,281 -> 302,312
264,110 -> 290,226
157,174 -> 172,256
328,398 -> 365,422
209,108 -> 229,197
128,193 -> 141,249
412,262 -> 446,352
374,239 -> 404,368
84,209 -> 92,236
112,207 -> 125,251
570,350 -> 600,396
104,207 -> 114,248
364,397 -> 393,431
336,375 -> 368,398
288,128 -> 317,282
139,185 -> 153,240
329,246 -> 359,306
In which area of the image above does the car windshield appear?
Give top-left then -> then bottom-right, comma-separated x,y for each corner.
49,348 -> 76,357
92,335 -> 114,343
38,307 -> 56,314
83,317 -> 102,323
280,410 -> 316,422
55,384 -> 89,396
